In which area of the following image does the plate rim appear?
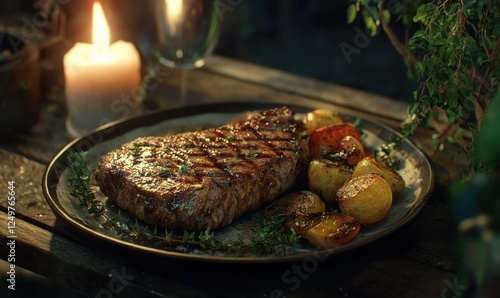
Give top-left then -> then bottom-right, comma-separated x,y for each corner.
42,101 -> 435,264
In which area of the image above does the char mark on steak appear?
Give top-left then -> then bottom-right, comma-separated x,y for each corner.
95,107 -> 308,231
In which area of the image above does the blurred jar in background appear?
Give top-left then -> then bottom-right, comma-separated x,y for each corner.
0,31 -> 40,137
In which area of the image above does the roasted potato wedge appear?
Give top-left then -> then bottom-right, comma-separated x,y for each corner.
352,156 -> 405,195
299,213 -> 360,249
336,173 -> 393,225
308,158 -> 353,205
309,123 -> 363,159
303,109 -> 345,135
264,191 -> 326,231
338,136 -> 366,165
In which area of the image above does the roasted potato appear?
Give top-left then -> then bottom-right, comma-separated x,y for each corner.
264,191 -> 326,231
299,213 -> 360,249
303,109 -> 345,135
336,173 -> 393,225
352,156 -> 405,195
308,158 -> 353,205
338,136 -> 366,165
309,123 -> 363,159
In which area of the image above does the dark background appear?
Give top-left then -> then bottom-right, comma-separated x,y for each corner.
2,0 -> 417,103
214,0 -> 417,102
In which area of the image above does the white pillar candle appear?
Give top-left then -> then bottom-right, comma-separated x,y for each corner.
64,2 -> 141,138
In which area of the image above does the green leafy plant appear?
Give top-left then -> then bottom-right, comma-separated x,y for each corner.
347,1 -> 500,293
348,0 -> 499,174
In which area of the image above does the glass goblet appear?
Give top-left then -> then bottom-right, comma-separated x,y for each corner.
148,0 -> 221,106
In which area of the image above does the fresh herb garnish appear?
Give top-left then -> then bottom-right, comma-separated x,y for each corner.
350,118 -> 368,139
67,151 -> 104,218
222,136 -> 238,142
328,152 -> 347,162
351,118 -> 361,129
159,167 -> 172,178
251,214 -> 301,254
179,164 -> 189,176
300,130 -> 309,139
239,153 -> 258,159
377,137 -> 404,169
129,142 -> 151,157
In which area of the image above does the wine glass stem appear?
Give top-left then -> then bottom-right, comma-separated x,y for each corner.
180,68 -> 188,106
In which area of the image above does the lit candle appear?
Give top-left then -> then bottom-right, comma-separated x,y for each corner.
64,2 -> 141,138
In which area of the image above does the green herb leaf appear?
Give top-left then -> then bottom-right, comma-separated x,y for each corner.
347,4 -> 357,24
251,214 -> 301,254
179,164 -> 189,176
159,167 -> 172,178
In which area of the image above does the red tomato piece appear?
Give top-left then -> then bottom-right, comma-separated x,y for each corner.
309,123 -> 362,159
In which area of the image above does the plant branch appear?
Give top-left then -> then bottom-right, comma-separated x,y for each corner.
378,9 -> 419,66
477,37 -> 500,110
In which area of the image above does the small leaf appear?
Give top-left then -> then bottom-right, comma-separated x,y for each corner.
347,4 -> 357,24
465,36 -> 476,50
365,16 -> 378,36
434,38 -> 448,46
381,9 -> 391,24
409,30 -> 425,46
402,14 -> 413,27
413,3 -> 436,25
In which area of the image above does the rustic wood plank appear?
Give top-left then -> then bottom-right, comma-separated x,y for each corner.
204,55 -> 409,122
389,198 -> 458,272
149,64 -> 404,130
0,101 -> 71,165
0,149 -> 56,228
0,214 -> 214,297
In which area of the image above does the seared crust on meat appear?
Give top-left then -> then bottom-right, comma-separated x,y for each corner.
95,107 -> 308,230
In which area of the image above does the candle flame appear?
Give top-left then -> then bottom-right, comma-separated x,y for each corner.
92,2 -> 110,53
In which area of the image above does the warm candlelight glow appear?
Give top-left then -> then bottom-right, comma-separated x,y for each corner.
63,0 -> 141,137
92,2 -> 110,54
165,0 -> 183,37
167,0 -> 183,19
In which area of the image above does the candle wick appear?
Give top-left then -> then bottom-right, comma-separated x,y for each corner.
96,43 -> 107,54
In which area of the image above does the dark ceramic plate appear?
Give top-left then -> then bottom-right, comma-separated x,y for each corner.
42,102 -> 434,264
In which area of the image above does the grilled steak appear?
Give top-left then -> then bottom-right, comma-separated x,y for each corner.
95,107 -> 308,231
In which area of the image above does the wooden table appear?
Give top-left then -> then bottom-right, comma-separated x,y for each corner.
1,46 -> 496,297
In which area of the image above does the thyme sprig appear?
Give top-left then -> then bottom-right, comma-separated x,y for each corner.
67,151 -> 104,218
66,151 -> 300,255
376,136 -> 404,169
252,214 -> 301,254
